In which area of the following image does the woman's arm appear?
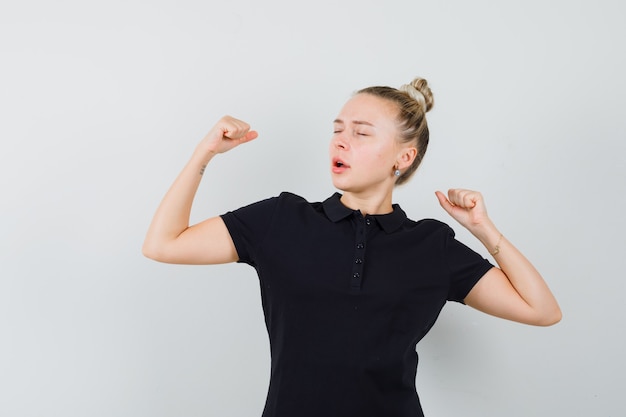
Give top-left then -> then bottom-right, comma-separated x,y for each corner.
142,116 -> 258,265
435,189 -> 562,326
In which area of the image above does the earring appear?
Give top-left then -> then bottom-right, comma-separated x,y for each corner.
394,169 -> 401,177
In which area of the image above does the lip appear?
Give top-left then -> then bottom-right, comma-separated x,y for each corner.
331,157 -> 350,174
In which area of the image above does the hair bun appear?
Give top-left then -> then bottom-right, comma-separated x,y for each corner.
399,77 -> 434,113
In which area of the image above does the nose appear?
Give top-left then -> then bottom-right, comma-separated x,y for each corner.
332,132 -> 349,150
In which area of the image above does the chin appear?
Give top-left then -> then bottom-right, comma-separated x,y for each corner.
331,176 -> 350,192
332,182 -> 347,192
332,181 -> 365,195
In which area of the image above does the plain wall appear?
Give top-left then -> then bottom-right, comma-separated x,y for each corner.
1,0 -> 625,415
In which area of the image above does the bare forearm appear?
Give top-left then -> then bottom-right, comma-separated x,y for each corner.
142,150 -> 214,255
473,222 -> 562,324
142,116 -> 258,263
436,190 -> 561,325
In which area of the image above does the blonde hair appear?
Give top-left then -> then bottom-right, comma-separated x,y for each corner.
357,77 -> 434,185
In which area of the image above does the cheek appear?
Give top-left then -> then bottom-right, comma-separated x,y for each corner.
373,145 -> 397,163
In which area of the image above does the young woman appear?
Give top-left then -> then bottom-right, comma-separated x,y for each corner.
143,77 -> 561,417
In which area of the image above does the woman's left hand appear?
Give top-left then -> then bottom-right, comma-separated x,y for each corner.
435,189 -> 493,234
436,189 -> 562,326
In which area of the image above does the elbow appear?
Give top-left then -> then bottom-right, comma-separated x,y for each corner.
142,243 -> 157,261
536,306 -> 563,327
142,238 -> 183,264
548,309 -> 563,326
142,240 -> 166,262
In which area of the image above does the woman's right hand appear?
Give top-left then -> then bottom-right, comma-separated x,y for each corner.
197,115 -> 259,156
143,115 -> 257,265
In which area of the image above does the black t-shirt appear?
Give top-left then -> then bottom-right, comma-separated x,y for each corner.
221,192 -> 494,417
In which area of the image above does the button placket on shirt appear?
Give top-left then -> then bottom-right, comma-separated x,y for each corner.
350,214 -> 371,292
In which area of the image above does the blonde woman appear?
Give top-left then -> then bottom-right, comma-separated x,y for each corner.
143,77 -> 561,417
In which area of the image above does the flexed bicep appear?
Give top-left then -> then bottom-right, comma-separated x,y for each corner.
143,116 -> 256,266
144,216 -> 238,265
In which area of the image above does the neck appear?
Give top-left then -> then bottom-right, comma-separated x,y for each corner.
339,190 -> 394,216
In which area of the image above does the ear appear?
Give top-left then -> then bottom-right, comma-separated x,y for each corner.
396,146 -> 418,170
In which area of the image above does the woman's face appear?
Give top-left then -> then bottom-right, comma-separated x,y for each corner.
329,93 -> 407,195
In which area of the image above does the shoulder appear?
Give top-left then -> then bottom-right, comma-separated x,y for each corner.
224,191 -> 306,211
406,217 -> 454,236
276,191 -> 310,204
271,192 -> 330,223
378,213 -> 455,252
276,191 -> 325,209
223,192 -> 322,219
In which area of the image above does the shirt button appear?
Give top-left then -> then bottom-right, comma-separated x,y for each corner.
355,258 -> 363,264
353,272 -> 360,279
365,218 -> 371,225
356,243 -> 364,249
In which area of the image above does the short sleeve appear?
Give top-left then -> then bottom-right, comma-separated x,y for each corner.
220,196 -> 279,266
444,227 -> 494,303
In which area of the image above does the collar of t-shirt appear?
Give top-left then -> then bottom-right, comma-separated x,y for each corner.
321,192 -> 407,233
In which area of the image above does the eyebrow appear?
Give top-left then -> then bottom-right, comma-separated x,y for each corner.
333,119 -> 375,127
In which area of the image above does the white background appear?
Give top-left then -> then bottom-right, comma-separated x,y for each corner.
1,0 -> 624,416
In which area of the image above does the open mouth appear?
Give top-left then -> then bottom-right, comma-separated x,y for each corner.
332,158 -> 349,173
